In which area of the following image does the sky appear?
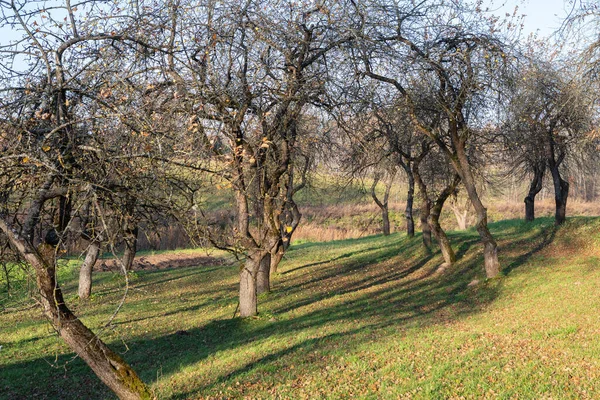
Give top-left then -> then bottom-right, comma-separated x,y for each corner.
490,0 -> 573,38
0,0 -> 581,74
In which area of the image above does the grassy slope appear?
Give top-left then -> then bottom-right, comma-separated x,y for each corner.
2,217 -> 600,399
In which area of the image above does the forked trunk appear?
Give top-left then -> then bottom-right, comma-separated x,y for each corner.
524,161 -> 545,222
0,221 -> 152,400
430,175 -> 460,266
78,242 -> 100,300
370,170 -> 394,236
450,201 -> 469,230
256,253 -> 271,295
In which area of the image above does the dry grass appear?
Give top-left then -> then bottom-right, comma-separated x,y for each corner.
293,198 -> 600,243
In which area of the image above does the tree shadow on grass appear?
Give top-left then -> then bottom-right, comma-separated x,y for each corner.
1,221 -> 560,399
502,224 -> 557,276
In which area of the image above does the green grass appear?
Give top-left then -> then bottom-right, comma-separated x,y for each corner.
2,217 -> 600,399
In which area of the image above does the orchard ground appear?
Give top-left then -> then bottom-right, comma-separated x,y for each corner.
2,217 -> 600,399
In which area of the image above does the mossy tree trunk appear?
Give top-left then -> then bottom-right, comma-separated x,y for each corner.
0,219 -> 153,400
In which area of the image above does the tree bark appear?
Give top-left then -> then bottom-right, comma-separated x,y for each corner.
78,241 -> 100,300
122,226 -> 138,272
239,255 -> 260,318
256,252 -> 271,295
399,161 -> 415,238
524,161 -> 545,222
454,146 -> 500,278
370,170 -> 394,236
550,168 -> 569,225
270,242 -> 285,274
449,199 -> 469,230
0,219 -> 153,400
548,157 -> 569,225
1,261 -> 10,295
412,163 -> 432,249
430,175 -> 460,266
270,182 -> 303,274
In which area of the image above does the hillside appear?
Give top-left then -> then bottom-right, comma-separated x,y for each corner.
2,217 -> 600,399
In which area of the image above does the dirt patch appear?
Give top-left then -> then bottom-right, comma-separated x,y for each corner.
94,252 -> 226,272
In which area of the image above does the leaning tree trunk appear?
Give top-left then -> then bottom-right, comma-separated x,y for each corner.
78,241 -> 101,300
413,163 -> 432,249
455,147 -> 500,278
0,220 -> 152,400
524,161 -> 545,222
430,175 -> 461,267
256,253 -> 271,295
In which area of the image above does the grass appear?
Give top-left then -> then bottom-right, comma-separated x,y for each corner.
2,217 -> 600,399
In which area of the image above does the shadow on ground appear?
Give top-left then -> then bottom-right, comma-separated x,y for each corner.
1,219 -> 559,399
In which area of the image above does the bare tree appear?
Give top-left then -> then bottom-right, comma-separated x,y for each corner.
351,0 -> 516,278
0,1 -> 158,397
149,0 -> 352,317
503,46 -> 593,224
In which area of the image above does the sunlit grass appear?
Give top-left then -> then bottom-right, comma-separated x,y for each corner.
2,217 -> 600,399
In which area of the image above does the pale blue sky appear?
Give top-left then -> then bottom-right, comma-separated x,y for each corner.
490,0 -> 572,38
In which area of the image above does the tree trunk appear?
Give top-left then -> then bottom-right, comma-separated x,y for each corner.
548,161 -> 569,225
381,208 -> 391,236
524,161 -> 545,222
256,252 -> 271,295
270,188 -> 302,274
239,255 -> 261,318
0,220 -> 152,400
449,199 -> 469,230
454,147 -> 500,278
270,242 -> 285,274
122,226 -> 138,272
370,170 -> 394,236
1,262 -> 9,295
412,164 -> 431,249
78,242 -> 100,300
405,171 -> 415,238
430,175 -> 460,266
